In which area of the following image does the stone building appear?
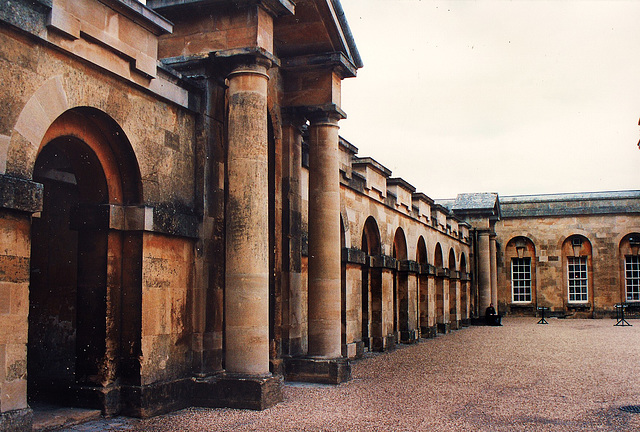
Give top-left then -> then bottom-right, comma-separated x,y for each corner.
0,0 -> 475,429
445,191 -> 640,320
0,0 -> 638,430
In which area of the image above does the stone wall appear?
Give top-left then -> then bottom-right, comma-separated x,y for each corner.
495,193 -> 640,317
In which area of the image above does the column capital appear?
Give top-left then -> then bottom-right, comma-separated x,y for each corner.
213,47 -> 280,77
300,104 -> 346,124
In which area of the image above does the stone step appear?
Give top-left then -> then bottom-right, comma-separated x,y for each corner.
31,403 -> 102,431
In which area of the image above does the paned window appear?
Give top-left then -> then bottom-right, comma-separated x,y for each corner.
626,256 -> 640,302
511,257 -> 531,303
567,256 -> 588,303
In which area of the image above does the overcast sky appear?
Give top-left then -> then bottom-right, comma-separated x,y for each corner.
338,0 -> 640,199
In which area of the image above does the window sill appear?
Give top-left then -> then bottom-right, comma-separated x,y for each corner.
567,303 -> 591,310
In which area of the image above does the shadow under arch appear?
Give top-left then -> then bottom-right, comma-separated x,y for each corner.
416,237 -> 430,336
361,216 -> 381,351
460,252 -> 469,323
392,228 -> 409,342
434,243 -> 446,333
28,107 -> 143,415
448,248 -> 458,329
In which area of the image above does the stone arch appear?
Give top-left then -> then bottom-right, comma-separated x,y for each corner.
448,248 -> 458,329
448,248 -> 456,271
416,236 -> 429,336
505,236 -> 537,312
416,237 -> 428,265
361,216 -> 382,351
28,107 -> 143,414
434,243 -> 445,332
619,233 -> 640,304
392,228 -> 408,341
460,252 -> 469,322
340,215 -> 347,354
5,76 -> 70,177
561,234 -> 593,317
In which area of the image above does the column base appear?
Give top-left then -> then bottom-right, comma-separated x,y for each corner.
450,319 -> 461,330
437,322 -> 451,334
0,408 -> 33,432
342,341 -> 365,359
371,334 -> 396,352
400,329 -> 419,344
420,326 -> 437,338
193,373 -> 283,411
284,357 -> 351,384
121,379 -> 191,418
461,318 -> 471,327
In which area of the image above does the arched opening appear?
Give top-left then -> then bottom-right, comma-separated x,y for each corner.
460,253 -> 468,323
392,228 -> 408,342
416,237 -> 429,337
448,248 -> 458,329
361,216 -> 381,351
434,243 -> 445,333
561,234 -> 593,318
28,108 -> 142,414
340,217 -> 347,356
620,233 -> 640,306
505,236 -> 537,316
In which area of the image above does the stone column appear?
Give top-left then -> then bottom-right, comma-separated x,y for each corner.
478,230 -> 492,315
281,111 -> 305,357
490,233 -> 498,308
285,107 -> 350,384
306,109 -> 342,359
225,60 -> 271,376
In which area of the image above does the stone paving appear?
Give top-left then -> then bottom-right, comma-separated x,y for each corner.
56,318 -> 640,431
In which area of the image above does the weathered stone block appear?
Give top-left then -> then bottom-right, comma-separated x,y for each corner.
284,357 -> 350,385
0,176 -> 43,214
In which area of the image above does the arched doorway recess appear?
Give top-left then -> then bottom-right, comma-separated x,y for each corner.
28,107 -> 142,414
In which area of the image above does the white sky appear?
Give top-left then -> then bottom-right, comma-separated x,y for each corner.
338,0 -> 640,199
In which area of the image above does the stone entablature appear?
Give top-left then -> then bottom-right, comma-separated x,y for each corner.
500,190 -> 640,218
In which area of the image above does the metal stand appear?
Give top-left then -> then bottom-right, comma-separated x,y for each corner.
614,303 -> 631,326
537,306 -> 549,324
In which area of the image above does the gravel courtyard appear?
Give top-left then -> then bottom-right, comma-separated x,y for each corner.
64,318 -> 640,431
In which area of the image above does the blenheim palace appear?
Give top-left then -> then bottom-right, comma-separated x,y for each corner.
0,0 -> 638,429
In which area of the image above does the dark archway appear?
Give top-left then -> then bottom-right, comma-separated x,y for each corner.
392,228 -> 408,342
361,216 -> 381,350
28,108 -> 142,414
416,237 -> 429,337
341,216 -> 347,356
434,243 -> 445,333
448,248 -> 458,329
460,253 -> 468,323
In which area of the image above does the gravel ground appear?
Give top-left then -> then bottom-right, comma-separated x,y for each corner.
63,317 -> 640,431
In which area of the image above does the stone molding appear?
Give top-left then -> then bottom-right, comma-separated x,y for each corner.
342,247 -> 366,265
68,203 -> 198,238
436,267 -> 450,278
0,175 -> 43,213
281,51 -> 358,79
398,259 -> 419,273
369,254 -> 396,270
419,263 -> 436,276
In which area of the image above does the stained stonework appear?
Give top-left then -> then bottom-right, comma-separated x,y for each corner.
2,0 -> 637,430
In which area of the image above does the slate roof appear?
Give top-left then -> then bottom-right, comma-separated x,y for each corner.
451,193 -> 499,211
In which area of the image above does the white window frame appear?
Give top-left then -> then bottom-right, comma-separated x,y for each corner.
511,257 -> 532,303
567,256 -> 588,303
625,255 -> 640,302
